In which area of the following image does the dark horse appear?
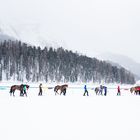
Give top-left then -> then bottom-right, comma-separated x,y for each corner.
54,84 -> 68,96
95,87 -> 100,95
10,84 -> 29,96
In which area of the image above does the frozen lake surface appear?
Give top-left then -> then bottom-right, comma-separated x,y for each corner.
0,83 -> 139,140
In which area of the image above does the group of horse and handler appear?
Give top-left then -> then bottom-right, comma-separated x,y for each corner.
130,86 -> 140,95
9,83 -> 140,97
10,84 -> 29,97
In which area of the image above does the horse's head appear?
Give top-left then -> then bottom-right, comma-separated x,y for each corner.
130,87 -> 134,93
65,84 -> 68,88
95,87 -> 99,91
26,85 -> 29,90
63,84 -> 68,89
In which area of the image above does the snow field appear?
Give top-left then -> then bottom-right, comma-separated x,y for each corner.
0,84 -> 139,140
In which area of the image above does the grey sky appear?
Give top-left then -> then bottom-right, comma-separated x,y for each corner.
0,0 -> 140,62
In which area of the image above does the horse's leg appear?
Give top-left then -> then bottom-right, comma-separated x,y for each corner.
10,91 -> 12,96
99,90 -> 101,95
60,90 -> 63,95
20,89 -> 23,96
97,90 -> 99,95
98,90 -> 100,95
63,91 -> 66,96
13,90 -> 15,97
95,90 -> 97,95
55,89 -> 60,95
10,91 -> 13,96
96,91 -> 98,95
55,90 -> 58,95
63,89 -> 66,96
95,89 -> 97,95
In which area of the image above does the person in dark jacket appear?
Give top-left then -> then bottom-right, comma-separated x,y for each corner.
20,84 -> 27,97
83,85 -> 89,96
104,86 -> 107,96
38,83 -> 43,96
99,85 -> 103,95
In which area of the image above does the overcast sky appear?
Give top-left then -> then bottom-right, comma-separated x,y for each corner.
0,0 -> 140,62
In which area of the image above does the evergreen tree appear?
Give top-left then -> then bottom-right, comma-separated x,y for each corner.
0,40 -> 136,84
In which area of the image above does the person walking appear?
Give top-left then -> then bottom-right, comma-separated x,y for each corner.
117,85 -> 121,96
104,86 -> 107,96
20,84 -> 24,96
38,83 -> 43,96
23,84 -> 27,97
99,85 -> 103,95
83,85 -> 89,96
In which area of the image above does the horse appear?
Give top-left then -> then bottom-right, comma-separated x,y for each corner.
130,86 -> 140,95
10,85 -> 21,96
95,86 -> 107,96
54,84 -> 68,96
95,85 -> 103,95
10,84 -> 29,96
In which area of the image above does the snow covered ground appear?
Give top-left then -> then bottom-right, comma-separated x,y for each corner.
0,83 -> 140,140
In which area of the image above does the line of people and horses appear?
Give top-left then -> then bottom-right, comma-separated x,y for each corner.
9,83 -> 140,97
9,84 -> 68,97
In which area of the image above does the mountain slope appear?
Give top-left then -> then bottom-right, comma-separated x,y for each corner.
97,53 -> 140,79
0,33 -> 16,42
0,40 -> 135,84
0,22 -> 61,48
0,25 -> 16,42
0,23 -> 137,83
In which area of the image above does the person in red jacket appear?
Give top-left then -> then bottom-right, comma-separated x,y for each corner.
117,85 -> 121,96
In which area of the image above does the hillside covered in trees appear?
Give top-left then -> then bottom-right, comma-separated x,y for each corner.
0,40 -> 135,84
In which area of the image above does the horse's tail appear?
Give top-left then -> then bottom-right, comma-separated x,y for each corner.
130,87 -> 134,93
54,86 -> 56,92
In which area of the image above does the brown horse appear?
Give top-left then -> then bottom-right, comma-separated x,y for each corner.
130,86 -> 140,95
54,84 -> 68,96
95,87 -> 100,95
10,84 -> 29,96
